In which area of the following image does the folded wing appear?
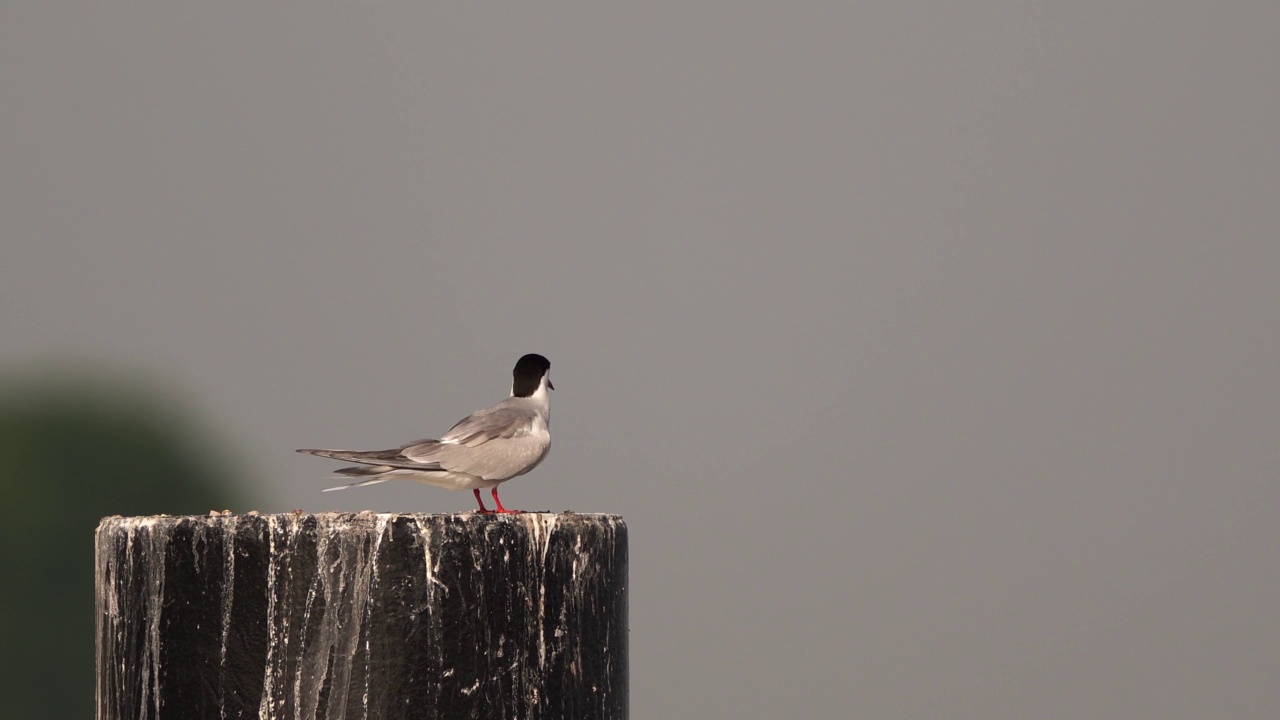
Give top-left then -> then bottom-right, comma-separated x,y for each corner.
296,402 -> 546,483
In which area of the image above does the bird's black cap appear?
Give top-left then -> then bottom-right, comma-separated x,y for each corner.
512,354 -> 552,397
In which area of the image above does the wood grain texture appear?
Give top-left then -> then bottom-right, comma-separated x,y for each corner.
95,512 -> 627,720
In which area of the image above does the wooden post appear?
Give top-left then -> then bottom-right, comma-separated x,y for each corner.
95,512 -> 628,720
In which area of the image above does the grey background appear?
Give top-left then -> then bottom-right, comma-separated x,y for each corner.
4,2 -> 1278,717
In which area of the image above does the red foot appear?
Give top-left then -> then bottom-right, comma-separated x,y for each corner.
473,489 -> 495,514
490,487 -> 522,514
473,488 -> 521,514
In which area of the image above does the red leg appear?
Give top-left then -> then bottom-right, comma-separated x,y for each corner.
491,487 -> 522,514
473,488 -> 494,514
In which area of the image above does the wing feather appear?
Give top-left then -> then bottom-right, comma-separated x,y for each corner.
296,447 -> 443,471
297,398 -> 546,482
429,407 -> 533,449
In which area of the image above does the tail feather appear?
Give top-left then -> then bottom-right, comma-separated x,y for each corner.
297,448 -> 388,463
322,476 -> 391,492
300,447 -> 467,492
334,464 -> 393,476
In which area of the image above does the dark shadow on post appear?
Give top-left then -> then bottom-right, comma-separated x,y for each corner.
96,512 -> 628,720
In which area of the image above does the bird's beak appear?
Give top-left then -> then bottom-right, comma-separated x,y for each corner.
549,379 -> 555,391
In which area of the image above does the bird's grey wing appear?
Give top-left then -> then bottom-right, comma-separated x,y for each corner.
400,405 -> 546,479
440,406 -> 533,446
398,407 -> 533,460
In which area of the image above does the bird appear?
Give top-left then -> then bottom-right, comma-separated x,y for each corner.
297,353 -> 553,514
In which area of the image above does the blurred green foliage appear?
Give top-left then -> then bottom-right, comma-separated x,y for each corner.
0,371 -> 262,720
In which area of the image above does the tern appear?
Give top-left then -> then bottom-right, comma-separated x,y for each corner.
298,353 -> 552,514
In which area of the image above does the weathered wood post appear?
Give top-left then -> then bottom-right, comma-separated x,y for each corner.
95,512 -> 627,720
